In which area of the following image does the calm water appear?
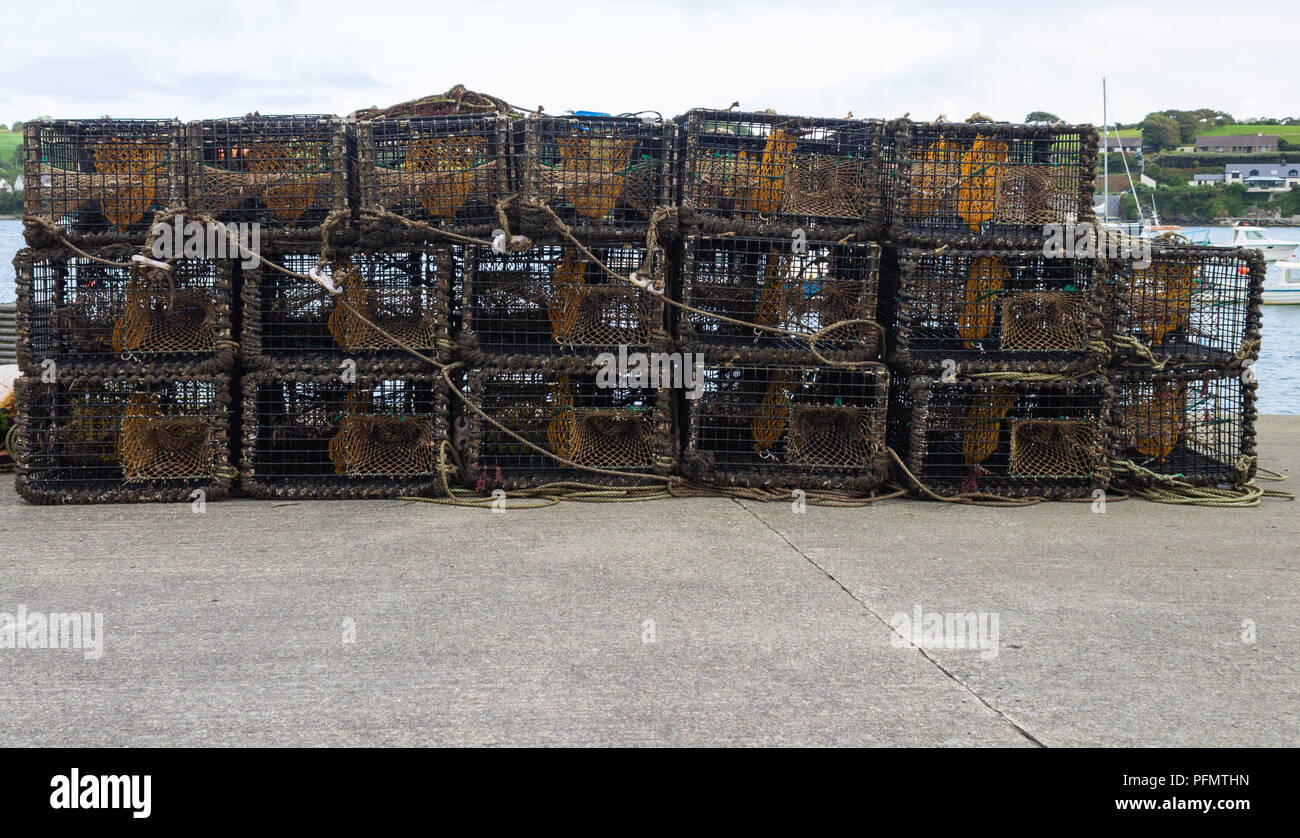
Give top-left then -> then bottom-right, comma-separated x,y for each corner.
3,219 -> 1299,413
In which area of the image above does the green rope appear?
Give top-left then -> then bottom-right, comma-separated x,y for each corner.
1110,457 -> 1293,508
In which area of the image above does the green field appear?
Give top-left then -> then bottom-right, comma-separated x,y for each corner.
0,130 -> 21,178
1197,123 -> 1300,140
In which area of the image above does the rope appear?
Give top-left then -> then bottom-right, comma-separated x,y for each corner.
1110,457 -> 1294,508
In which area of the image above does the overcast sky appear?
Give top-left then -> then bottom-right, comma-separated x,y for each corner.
1,0 -> 1291,126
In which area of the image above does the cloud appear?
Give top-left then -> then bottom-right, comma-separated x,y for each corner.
0,0 -> 1291,124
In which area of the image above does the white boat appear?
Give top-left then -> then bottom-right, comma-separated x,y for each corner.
1262,261 -> 1300,304
1230,224 -> 1299,261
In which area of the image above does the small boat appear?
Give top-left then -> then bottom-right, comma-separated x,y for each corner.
1262,261 -> 1300,304
1230,223 -> 1300,261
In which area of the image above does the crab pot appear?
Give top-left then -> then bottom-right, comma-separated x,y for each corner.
187,115 -> 348,238
356,115 -> 510,236
13,246 -> 234,375
12,372 -> 233,504
678,109 -> 886,235
461,359 -> 676,490
1111,367 -> 1255,487
23,119 -> 185,245
241,368 -> 448,499
242,243 -> 454,367
680,235 -> 881,361
517,114 -> 675,236
459,241 -> 666,360
888,121 -> 1097,245
1112,245 -> 1263,369
888,375 -> 1112,499
893,247 -> 1107,374
683,360 -> 889,492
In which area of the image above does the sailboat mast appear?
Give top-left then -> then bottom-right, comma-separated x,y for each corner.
1103,78 -> 1109,223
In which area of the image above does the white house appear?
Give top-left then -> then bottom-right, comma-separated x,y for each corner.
0,178 -> 11,194
12,175 -> 23,191
1224,161 -> 1300,193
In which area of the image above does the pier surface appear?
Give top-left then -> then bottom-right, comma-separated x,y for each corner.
2,417 -> 1297,747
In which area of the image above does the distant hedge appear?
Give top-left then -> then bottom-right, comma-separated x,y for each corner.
1150,153 -> 1297,169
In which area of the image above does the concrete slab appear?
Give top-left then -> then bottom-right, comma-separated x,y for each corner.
0,418 -> 1295,747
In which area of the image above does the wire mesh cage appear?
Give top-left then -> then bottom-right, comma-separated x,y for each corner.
518,114 -> 675,234
459,241 -> 666,359
241,368 -> 448,499
14,246 -> 234,375
187,115 -> 348,237
1112,245 -> 1263,368
357,115 -> 510,235
243,244 -> 454,366
680,235 -> 881,360
894,247 -> 1108,373
888,375 -> 1112,498
887,121 -> 1097,244
1111,367 -> 1255,487
23,119 -> 185,244
683,360 -> 890,491
460,360 -> 676,490
679,109 -> 886,235
13,372 -> 233,504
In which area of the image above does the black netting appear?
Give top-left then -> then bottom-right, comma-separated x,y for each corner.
681,235 -> 880,358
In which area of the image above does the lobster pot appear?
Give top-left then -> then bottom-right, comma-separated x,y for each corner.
23,119 -> 184,245
460,241 -> 666,359
357,115 -> 510,235
14,247 -> 234,375
680,235 -> 881,360
894,247 -> 1107,374
1111,367 -> 1255,487
187,115 -> 348,238
889,375 -> 1112,499
243,244 -> 454,366
888,121 -> 1097,245
678,109 -> 886,235
683,360 -> 890,492
1112,245 -> 1263,368
461,360 -> 676,490
12,372 -> 233,504
517,114 -> 675,235
241,368 -> 448,499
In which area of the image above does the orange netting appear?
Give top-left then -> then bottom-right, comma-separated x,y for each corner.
1121,382 -> 1186,461
89,138 -> 166,229
962,386 -> 1015,466
119,393 -> 210,481
785,405 -> 880,467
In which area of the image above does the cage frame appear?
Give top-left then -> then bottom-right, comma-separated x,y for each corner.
678,233 -> 882,362
892,246 -> 1110,375
457,238 -> 669,363
889,374 -> 1115,499
516,113 -> 677,239
23,118 -> 186,247
461,356 -> 677,491
1110,244 -> 1264,370
13,245 -> 236,376
355,114 -> 512,237
240,365 -> 449,500
887,120 -> 1099,247
12,370 -> 234,504
677,108 -> 890,238
186,114 -> 350,241
682,358 -> 891,492
1108,365 -> 1256,488
241,241 -> 454,369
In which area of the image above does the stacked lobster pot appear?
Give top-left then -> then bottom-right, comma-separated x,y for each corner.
882,119 -> 1114,499
223,114 -> 452,499
674,109 -> 892,492
452,113 -> 679,490
13,118 -> 237,503
1107,243 -> 1265,491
